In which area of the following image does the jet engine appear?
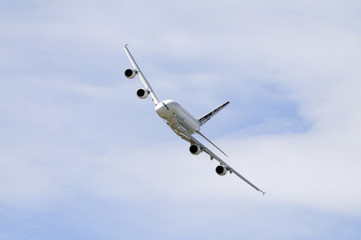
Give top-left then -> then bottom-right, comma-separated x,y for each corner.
124,69 -> 137,79
189,144 -> 201,155
215,165 -> 228,176
137,88 -> 149,99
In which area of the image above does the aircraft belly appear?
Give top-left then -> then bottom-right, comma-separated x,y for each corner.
156,100 -> 200,134
174,111 -> 199,134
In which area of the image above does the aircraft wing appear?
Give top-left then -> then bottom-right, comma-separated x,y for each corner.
171,123 -> 266,195
123,44 -> 160,105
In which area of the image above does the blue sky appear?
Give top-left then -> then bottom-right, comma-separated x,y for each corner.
1,0 -> 361,239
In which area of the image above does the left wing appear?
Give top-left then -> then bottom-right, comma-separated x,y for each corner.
171,123 -> 266,195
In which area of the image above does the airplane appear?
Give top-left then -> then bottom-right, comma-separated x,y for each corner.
123,44 -> 265,195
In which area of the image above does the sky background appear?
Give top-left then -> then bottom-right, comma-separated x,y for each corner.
1,0 -> 361,239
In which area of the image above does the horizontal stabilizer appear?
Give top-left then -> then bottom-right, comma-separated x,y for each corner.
198,101 -> 230,126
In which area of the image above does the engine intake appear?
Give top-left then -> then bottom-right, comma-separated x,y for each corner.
124,69 -> 137,79
189,144 -> 201,155
137,89 -> 149,99
215,165 -> 228,176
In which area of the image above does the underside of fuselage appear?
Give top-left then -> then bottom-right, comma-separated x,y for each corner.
155,100 -> 200,134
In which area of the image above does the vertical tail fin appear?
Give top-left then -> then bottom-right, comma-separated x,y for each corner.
198,101 -> 230,126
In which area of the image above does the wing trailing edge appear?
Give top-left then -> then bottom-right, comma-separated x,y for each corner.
196,130 -> 228,157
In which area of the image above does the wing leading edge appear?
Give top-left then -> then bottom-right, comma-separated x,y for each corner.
171,123 -> 266,195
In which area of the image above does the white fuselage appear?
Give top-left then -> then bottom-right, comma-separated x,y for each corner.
155,99 -> 200,134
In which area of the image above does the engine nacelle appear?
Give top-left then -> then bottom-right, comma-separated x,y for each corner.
137,88 -> 149,99
124,69 -> 137,79
215,165 -> 228,176
189,144 -> 201,155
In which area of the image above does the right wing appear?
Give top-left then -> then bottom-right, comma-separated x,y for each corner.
123,44 -> 160,105
171,123 -> 266,195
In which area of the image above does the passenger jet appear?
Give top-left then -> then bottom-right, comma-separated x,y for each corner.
123,45 -> 265,194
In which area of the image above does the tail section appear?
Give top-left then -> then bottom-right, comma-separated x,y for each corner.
198,101 -> 230,126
